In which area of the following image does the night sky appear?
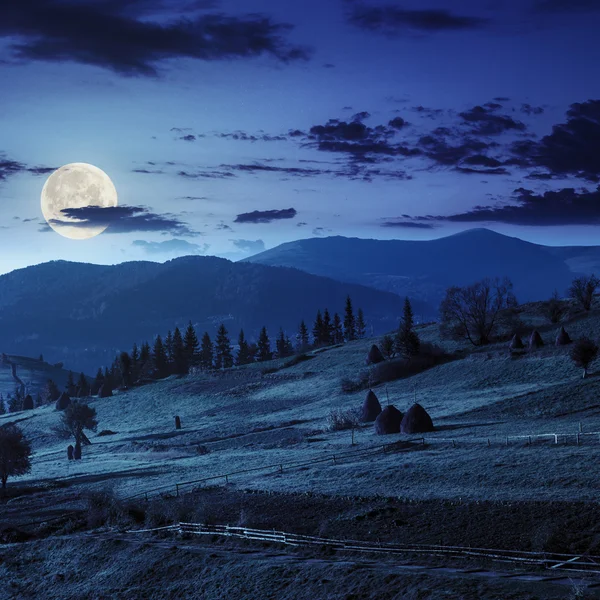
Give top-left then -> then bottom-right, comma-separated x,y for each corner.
1,0 -> 600,275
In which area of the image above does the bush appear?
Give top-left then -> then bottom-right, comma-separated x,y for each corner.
327,408 -> 359,432
340,370 -> 370,394
85,490 -> 144,529
370,342 -> 449,385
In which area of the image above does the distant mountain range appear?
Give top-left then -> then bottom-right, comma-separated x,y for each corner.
245,228 -> 594,307
0,257 -> 411,373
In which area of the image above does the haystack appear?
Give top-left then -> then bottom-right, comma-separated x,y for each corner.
529,330 -> 544,349
374,405 -> 403,434
55,392 -> 71,411
23,395 -> 34,410
366,344 -> 385,365
400,403 -> 434,434
555,326 -> 572,346
360,389 -> 382,422
98,384 -> 112,398
509,334 -> 525,350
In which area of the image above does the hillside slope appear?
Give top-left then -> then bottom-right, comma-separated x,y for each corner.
0,257 -> 414,373
244,228 -> 578,306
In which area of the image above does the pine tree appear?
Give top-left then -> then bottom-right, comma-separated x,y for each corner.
257,326 -> 272,362
344,295 -> 356,341
297,320 -> 310,352
236,329 -> 252,366
153,335 -> 169,379
312,310 -> 324,347
172,327 -> 187,374
131,343 -> 140,383
200,332 -> 214,370
323,309 -> 332,346
356,308 -> 366,339
165,330 -> 174,370
0,394 -> 5,415
66,371 -> 77,396
77,372 -> 90,397
183,322 -> 200,367
332,312 -> 344,344
395,297 -> 420,359
104,367 -> 111,389
93,368 -> 104,395
140,341 -> 150,365
45,379 -> 60,404
215,324 -> 233,369
284,334 -> 294,357
247,342 -> 258,363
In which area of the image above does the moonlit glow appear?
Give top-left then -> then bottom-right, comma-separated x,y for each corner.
41,163 -> 118,240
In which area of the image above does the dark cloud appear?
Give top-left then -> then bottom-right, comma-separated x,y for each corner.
380,220 -> 437,229
177,169 -> 236,179
411,106 -> 445,119
215,131 -> 287,142
345,2 -> 488,34
234,208 -> 297,224
48,205 -> 199,235
521,103 -> 544,115
459,105 -> 527,135
0,0 -> 309,77
388,116 -> 408,130
0,154 -> 55,181
215,222 -> 233,231
231,239 -> 265,253
533,0 -> 600,12
223,163 -> 330,177
296,221 -> 308,227
494,97 -> 511,102
398,186 -> 600,226
180,134 -> 197,142
132,238 -> 210,254
418,133 -> 491,167
510,100 -> 600,181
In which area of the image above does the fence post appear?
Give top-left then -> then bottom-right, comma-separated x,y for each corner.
579,422 -> 583,433
225,474 -> 229,484
577,433 -> 580,446
555,434 -> 558,445
176,484 -> 179,497
280,464 -> 283,473
506,436 -> 509,447
528,436 -> 531,446
333,455 -> 337,465
487,439 -> 490,447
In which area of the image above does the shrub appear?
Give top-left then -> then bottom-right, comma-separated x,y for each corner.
340,370 -> 370,394
85,490 -> 144,529
327,408 -> 360,432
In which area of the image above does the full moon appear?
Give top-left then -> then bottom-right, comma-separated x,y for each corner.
41,163 -> 118,240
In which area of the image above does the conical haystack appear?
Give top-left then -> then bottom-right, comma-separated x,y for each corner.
22,395 -> 34,410
555,326 -> 572,346
400,403 -> 434,434
529,330 -> 544,349
55,392 -> 71,411
360,389 -> 382,422
98,384 -> 113,398
509,334 -> 525,350
374,405 -> 403,434
366,344 -> 385,365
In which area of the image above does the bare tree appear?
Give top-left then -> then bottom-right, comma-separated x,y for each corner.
569,275 -> 600,311
0,424 -> 32,494
570,337 -> 599,379
440,277 -> 517,346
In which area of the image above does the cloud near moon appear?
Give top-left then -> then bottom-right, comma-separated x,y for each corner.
41,163 -> 118,240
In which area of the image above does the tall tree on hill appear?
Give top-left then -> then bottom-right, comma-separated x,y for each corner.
200,332 -> 214,370
130,343 -> 140,382
395,298 -> 420,359
332,313 -> 344,344
312,310 -> 325,347
215,324 -> 234,369
440,277 -> 517,346
103,367 -> 111,390
77,372 -> 90,397
545,290 -> 567,325
569,274 -> 600,312
322,309 -> 332,346
153,335 -> 169,379
236,329 -> 252,366
44,379 -> 61,404
570,337 -> 599,379
344,295 -> 356,341
276,328 -> 294,359
119,351 -> 132,387
356,308 -> 366,339
257,326 -> 272,362
0,395 -> 5,416
172,327 -> 187,374
66,371 -> 77,396
60,402 -> 98,459
0,424 -> 32,494
297,320 -> 310,352
183,322 -> 200,368
92,368 -> 104,395
140,341 -> 150,365
164,330 -> 174,369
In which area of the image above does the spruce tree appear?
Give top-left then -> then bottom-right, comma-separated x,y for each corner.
93,368 -> 104,395
66,371 -> 76,396
343,295 -> 356,341
77,372 -> 90,397
323,309 -> 332,346
172,327 -> 187,374
131,343 -> 140,382
140,342 -> 150,365
119,351 -> 132,387
215,324 -> 233,369
183,322 -> 200,367
284,334 -> 294,357
257,326 -> 272,362
356,308 -> 366,338
312,310 -> 324,347
0,394 -> 5,416
200,332 -> 214,370
104,367 -> 111,389
332,313 -> 344,344
165,330 -> 174,370
236,329 -> 251,366
395,297 -> 420,358
275,328 -> 293,358
153,335 -> 169,378
297,320 -> 310,352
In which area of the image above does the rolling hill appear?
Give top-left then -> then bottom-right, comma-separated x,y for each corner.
244,228 -> 582,306
0,256 -> 417,373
